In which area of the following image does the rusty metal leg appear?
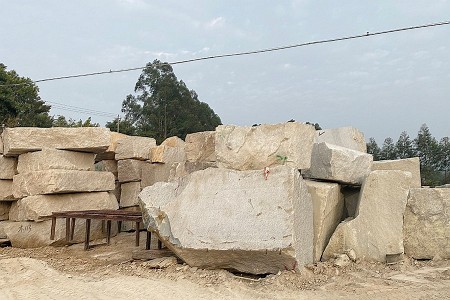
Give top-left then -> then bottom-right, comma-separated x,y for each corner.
146,231 -> 151,250
135,222 -> 140,246
84,219 -> 91,250
106,220 -> 112,245
50,216 -> 56,240
65,217 -> 71,242
70,218 -> 76,241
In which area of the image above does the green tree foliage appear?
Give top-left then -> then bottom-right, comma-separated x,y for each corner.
396,131 -> 415,159
0,63 -> 53,127
380,137 -> 397,160
366,138 -> 382,160
110,60 -> 221,143
53,115 -> 99,127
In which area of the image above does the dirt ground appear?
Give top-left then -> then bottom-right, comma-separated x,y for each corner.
1,232 -> 449,300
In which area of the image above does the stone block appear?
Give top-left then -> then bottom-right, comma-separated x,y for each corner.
316,127 -> 367,152
0,155 -> 17,179
305,180 -> 344,262
404,188 -> 450,259
150,145 -> 186,164
117,159 -> 147,183
2,127 -> 112,156
161,136 -> 185,148
0,202 -> 11,220
13,170 -> 115,198
140,163 -> 180,188
94,160 -> 118,178
372,157 -> 421,188
185,131 -> 216,162
9,192 -> 118,221
115,136 -> 156,161
139,166 -> 313,275
323,170 -> 412,262
307,142 -> 373,185
95,132 -> 128,161
17,148 -> 95,173
120,181 -> 141,208
0,180 -> 15,201
215,122 -> 315,171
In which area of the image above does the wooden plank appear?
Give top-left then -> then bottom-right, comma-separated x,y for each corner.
132,249 -> 175,261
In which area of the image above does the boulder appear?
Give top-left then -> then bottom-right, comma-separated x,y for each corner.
0,155 -> 17,179
305,180 -> 344,262
1,127 -> 112,156
307,142 -> 372,185
9,192 -> 118,221
117,159 -> 147,183
372,157 -> 421,188
0,180 -> 15,200
0,202 -> 11,220
95,132 -> 128,161
151,145 -> 186,164
316,127 -> 367,152
94,160 -> 118,178
185,131 -> 216,162
13,170 -> 115,198
215,122 -> 316,171
322,170 -> 412,262
161,136 -> 185,148
120,181 -> 141,208
404,188 -> 450,259
139,166 -> 313,275
140,162 -> 181,188
115,136 -> 156,161
17,148 -> 95,173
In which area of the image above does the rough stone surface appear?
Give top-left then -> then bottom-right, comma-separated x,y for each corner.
0,180 -> 15,201
323,170 -> 412,262
117,159 -> 147,183
307,142 -> 373,185
0,219 -> 107,248
17,148 -> 95,173
95,132 -> 128,161
404,188 -> 450,259
115,136 -> 156,161
0,135 -> 3,154
215,122 -> 316,171
139,166 -> 313,275
140,163 -> 182,188
2,127 -> 112,156
13,170 -> 115,198
9,192 -> 118,221
151,145 -> 186,164
120,181 -> 141,208
305,180 -> 344,262
372,157 -> 421,188
0,202 -> 11,220
94,160 -> 118,178
143,257 -> 178,269
185,131 -> 216,162
0,155 -> 17,179
316,127 -> 367,152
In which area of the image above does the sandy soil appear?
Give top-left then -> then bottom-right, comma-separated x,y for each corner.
1,233 -> 449,300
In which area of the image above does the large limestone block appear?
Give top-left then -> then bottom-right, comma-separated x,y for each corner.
0,155 -> 17,179
9,192 -> 119,221
215,122 -> 315,171
0,202 -> 11,220
17,148 -> 95,173
117,159 -> 147,183
305,180 -> 344,262
95,160 -> 118,178
115,136 -> 157,161
151,145 -> 186,164
13,170 -> 115,198
120,181 -> 141,208
308,142 -> 373,185
323,170 -> 412,262
2,127 -> 112,156
185,131 -> 216,162
372,157 -> 421,188
139,166 -> 313,275
404,188 -> 450,259
0,219 -> 107,248
0,180 -> 15,201
316,127 -> 367,152
95,132 -> 128,161
140,162 -> 183,188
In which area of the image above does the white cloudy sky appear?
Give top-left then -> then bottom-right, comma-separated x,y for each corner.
1,0 -> 449,143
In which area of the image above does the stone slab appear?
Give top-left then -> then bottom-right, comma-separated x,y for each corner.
215,122 -> 316,171
323,170 -> 412,262
13,170 -> 115,198
2,127 -> 112,156
95,132 -> 128,161
316,127 -> 367,152
115,136 -> 156,161
0,202 -> 11,220
0,180 -> 15,201
117,159 -> 147,183
185,131 -> 216,162
372,157 -> 421,188
120,181 -> 141,208
404,188 -> 450,259
0,155 -> 17,179
139,166 -> 313,275
17,148 -> 95,173
307,142 -> 373,185
305,180 -> 344,262
150,145 -> 186,164
9,192 -> 119,221
140,163 -> 183,188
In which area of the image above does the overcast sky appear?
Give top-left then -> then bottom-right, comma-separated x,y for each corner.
1,0 -> 449,143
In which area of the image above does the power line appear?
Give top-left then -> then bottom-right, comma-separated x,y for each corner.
0,20 -> 448,88
46,100 -> 118,118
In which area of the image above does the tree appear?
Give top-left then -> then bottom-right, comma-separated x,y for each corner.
380,137 -> 397,160
116,60 -> 221,143
414,124 -> 440,186
438,137 -> 450,184
396,131 -> 415,159
0,63 -> 53,127
367,138 -> 382,160
53,115 -> 100,127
